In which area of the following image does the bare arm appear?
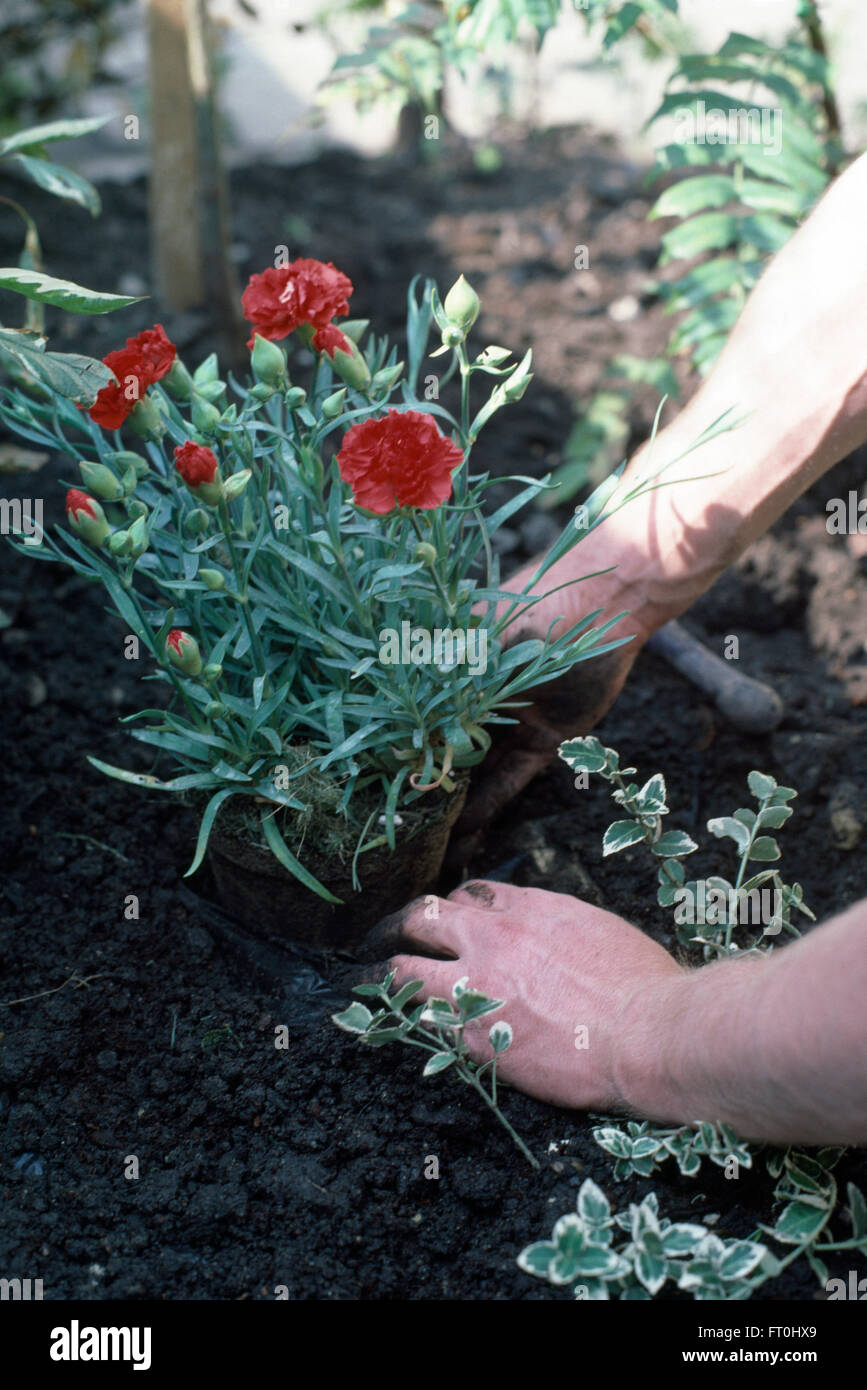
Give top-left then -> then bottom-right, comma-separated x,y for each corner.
619,897 -> 867,1146
386,885 -> 867,1146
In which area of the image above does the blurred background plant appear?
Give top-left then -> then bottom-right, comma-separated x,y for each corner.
0,0 -> 134,135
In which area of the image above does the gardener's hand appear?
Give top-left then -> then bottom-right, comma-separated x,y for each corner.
376,879 -> 684,1112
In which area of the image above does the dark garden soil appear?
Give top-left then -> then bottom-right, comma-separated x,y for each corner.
1,127 -> 866,1300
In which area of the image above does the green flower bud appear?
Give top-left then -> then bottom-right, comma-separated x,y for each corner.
191,392 -> 221,434
108,529 -> 133,556
440,325 -> 464,349
166,629 -> 203,677
223,469 -> 252,502
414,542 -> 438,567
329,337 -> 372,393
163,359 -> 194,400
251,333 -> 288,388
193,352 -> 219,385
128,499 -> 149,521
106,450 -> 148,478
204,700 -> 226,719
199,568 -> 225,591
78,459 -> 125,501
202,662 -> 223,683
183,508 -> 210,537
249,383 -> 275,402
120,464 -> 138,495
321,387 -> 347,419
370,362 -> 404,393
195,380 -> 226,404
443,274 -> 480,333
284,387 -> 307,410
502,350 -> 533,403
127,515 -> 149,558
128,395 -> 165,441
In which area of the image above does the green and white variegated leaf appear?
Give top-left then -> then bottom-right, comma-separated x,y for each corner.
707,815 -> 752,852
559,736 -> 608,774
0,269 -> 145,316
652,829 -> 698,857
0,328 -> 112,403
635,1249 -> 668,1296
517,1241 -> 557,1278
423,1050 -> 456,1077
0,115 -> 109,159
331,1002 -> 374,1034
488,1020 -> 513,1054
6,154 -> 102,215
602,819 -> 647,856
717,1241 -> 766,1282
748,770 -> 778,800
577,1178 -> 611,1228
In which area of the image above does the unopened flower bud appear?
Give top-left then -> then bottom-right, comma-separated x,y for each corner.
284,387 -> 307,409
370,362 -> 404,392
322,387 -> 347,419
249,383 -> 275,402
65,489 -> 110,547
127,395 -> 165,440
414,542 -> 438,567
502,349 -> 533,403
223,469 -> 252,502
204,700 -> 226,719
109,529 -> 133,556
106,450 -> 149,480
199,568 -> 225,590
127,498 -> 148,521
443,274 -> 480,333
78,459 -> 125,501
183,507 -> 210,537
191,392 -> 221,434
166,629 -> 203,677
329,337 -> 372,392
202,662 -> 223,683
251,333 -> 288,388
163,358 -> 194,400
127,515 -> 148,558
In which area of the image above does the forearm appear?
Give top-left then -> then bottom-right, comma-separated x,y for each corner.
512,150 -> 867,645
618,900 -> 867,1144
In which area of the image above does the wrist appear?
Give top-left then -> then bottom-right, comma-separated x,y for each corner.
613,951 -> 771,1127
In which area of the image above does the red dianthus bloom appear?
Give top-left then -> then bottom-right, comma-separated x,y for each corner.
174,441 -> 218,487
87,324 -> 177,430
337,409 -> 463,513
241,259 -> 353,348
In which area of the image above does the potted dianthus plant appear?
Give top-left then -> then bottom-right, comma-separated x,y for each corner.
1,259 -> 673,948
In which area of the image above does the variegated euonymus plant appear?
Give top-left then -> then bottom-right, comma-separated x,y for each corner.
333,969 -> 538,1167
2,268 -> 733,900
519,1178 -> 775,1301
553,744 -> 865,1298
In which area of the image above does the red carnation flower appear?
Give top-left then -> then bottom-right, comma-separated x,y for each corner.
312,323 -> 351,358
174,441 -> 218,487
87,325 -> 177,430
130,323 -> 176,382
88,346 -> 149,430
337,409 -> 464,513
241,259 -> 353,348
